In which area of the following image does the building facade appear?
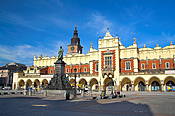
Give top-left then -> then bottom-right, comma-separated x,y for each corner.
0,63 -> 26,88
13,27 -> 175,92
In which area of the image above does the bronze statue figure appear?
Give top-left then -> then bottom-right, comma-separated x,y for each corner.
58,46 -> 64,61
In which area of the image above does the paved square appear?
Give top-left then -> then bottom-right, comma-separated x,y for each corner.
0,94 -> 175,116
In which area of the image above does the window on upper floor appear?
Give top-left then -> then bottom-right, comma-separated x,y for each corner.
165,62 -> 170,69
84,67 -> 87,72
95,63 -> 98,72
141,63 -> 145,70
34,69 -> 36,73
152,63 -> 156,69
66,69 -> 69,73
125,61 -> 131,70
105,56 -> 112,68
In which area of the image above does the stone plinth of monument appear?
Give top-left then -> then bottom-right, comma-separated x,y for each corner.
45,46 -> 73,97
47,60 -> 71,90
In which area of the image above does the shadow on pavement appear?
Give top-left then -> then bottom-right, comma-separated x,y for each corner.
0,96 -> 153,116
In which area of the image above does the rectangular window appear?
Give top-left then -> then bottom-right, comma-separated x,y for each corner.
165,62 -> 170,69
152,63 -> 156,69
141,63 -> 145,70
105,56 -> 112,68
95,63 -> 98,72
125,61 -> 131,70
84,67 -> 87,72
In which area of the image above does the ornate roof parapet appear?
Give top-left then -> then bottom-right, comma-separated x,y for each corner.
103,28 -> 114,39
154,44 -> 161,49
127,37 -> 137,48
164,41 -> 175,49
170,41 -> 173,46
34,56 -> 37,60
89,42 -> 97,52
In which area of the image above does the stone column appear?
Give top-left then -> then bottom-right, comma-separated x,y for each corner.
24,82 -> 26,90
146,84 -> 149,91
131,84 -> 135,91
148,85 -> 152,91
32,82 -> 35,89
161,84 -> 166,92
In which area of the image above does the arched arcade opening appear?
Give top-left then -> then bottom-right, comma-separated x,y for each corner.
18,80 -> 25,89
103,77 -> 114,91
79,78 -> 87,89
26,79 -> 32,89
149,77 -> 161,91
134,77 -> 146,91
164,76 -> 175,91
121,77 -> 132,91
89,78 -> 98,91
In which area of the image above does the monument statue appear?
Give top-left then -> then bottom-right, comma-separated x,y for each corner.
46,46 -> 71,90
57,46 -> 63,61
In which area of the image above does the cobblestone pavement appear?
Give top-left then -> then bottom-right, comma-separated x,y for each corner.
0,94 -> 175,116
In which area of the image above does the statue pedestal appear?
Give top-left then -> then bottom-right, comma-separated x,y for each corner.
54,60 -> 66,76
47,60 -> 71,90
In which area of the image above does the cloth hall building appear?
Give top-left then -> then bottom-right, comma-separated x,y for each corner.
13,27 -> 175,92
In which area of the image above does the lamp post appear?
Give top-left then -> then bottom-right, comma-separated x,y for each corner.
74,68 -> 77,98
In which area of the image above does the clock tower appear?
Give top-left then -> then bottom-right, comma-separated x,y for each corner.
67,26 -> 83,54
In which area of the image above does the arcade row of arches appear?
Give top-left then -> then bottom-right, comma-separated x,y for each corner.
120,76 -> 175,91
69,78 -> 99,90
18,76 -> 175,91
18,79 -> 49,90
70,76 -> 175,91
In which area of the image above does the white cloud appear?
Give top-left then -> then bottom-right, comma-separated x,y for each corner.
0,40 -> 68,65
86,12 -> 112,33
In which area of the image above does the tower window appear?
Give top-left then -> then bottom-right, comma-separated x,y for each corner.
165,62 -> 170,69
152,63 -> 156,69
125,61 -> 131,70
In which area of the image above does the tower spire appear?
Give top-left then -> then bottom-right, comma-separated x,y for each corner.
67,26 -> 83,54
73,25 -> 78,38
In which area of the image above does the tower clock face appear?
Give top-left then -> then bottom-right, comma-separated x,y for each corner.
71,46 -> 74,51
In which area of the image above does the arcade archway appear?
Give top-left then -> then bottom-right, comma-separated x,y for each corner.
164,76 -> 175,91
18,80 -> 25,89
79,78 -> 87,88
89,78 -> 98,91
149,77 -> 161,91
134,77 -> 146,91
42,79 -> 48,88
103,77 -> 114,90
34,79 -> 40,88
121,77 -> 132,91
26,79 -> 32,89
69,79 -> 76,87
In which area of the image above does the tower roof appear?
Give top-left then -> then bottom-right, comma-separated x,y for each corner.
71,26 -> 80,45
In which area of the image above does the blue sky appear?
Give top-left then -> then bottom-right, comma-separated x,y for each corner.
0,0 -> 175,66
